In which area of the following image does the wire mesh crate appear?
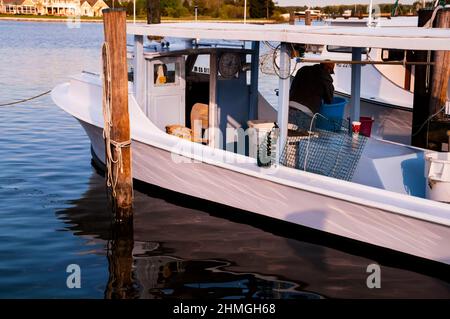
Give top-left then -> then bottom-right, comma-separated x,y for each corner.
280,110 -> 368,181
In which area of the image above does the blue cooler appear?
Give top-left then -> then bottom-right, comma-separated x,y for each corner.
317,97 -> 348,131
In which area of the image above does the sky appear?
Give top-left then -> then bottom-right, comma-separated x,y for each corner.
276,0 -> 417,6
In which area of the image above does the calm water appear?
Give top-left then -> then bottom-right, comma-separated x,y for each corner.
0,21 -> 450,299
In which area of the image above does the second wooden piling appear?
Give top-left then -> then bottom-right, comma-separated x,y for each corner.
305,11 -> 312,26
147,0 -> 161,24
429,8 -> 450,121
411,9 -> 433,148
289,11 -> 295,25
412,8 -> 450,150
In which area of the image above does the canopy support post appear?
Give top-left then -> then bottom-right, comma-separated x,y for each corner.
277,42 -> 290,163
350,47 -> 362,124
249,41 -> 260,120
209,52 -> 218,148
133,35 -> 144,107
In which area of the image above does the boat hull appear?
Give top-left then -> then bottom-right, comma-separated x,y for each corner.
81,120 -> 450,266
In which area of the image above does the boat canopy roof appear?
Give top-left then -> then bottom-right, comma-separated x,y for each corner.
127,22 -> 450,51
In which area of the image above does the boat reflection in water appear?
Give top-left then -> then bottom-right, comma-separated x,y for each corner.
57,169 -> 450,299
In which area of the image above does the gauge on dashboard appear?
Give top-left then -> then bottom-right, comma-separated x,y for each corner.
218,52 -> 241,78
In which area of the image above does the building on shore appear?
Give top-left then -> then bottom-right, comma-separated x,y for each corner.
1,0 -> 38,14
80,0 -> 108,17
0,0 -> 108,16
41,0 -> 79,16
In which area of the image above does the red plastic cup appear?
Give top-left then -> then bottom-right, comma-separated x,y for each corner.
352,121 -> 361,134
360,116 -> 374,137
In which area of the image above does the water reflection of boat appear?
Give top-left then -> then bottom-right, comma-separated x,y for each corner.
57,171 -> 450,298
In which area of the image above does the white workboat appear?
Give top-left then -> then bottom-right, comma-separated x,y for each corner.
52,22 -> 450,266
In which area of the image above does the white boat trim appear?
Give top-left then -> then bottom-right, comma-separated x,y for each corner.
127,23 -> 450,51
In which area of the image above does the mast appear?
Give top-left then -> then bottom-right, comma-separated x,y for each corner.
277,43 -> 290,163
368,0 -> 374,27
391,0 -> 399,17
244,0 -> 247,24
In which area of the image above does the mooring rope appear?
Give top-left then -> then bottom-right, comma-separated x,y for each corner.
424,5 -> 444,28
0,90 -> 51,107
102,42 -> 131,198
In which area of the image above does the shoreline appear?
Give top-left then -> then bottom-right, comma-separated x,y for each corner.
0,16 -> 278,24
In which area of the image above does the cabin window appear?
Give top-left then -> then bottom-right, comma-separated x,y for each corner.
326,46 -> 369,54
191,54 -> 210,75
154,62 -> 178,85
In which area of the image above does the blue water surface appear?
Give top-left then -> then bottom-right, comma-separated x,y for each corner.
0,20 -> 449,299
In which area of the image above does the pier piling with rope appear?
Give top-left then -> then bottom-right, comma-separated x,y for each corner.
102,8 -> 133,221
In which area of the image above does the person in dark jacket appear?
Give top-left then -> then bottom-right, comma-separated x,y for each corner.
289,62 -> 335,114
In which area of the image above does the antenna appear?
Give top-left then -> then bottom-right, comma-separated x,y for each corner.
368,0 -> 374,27
244,0 -> 247,24
391,0 -> 399,17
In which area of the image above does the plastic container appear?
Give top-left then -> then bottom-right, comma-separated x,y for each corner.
317,97 -> 347,131
320,97 -> 348,119
360,116 -> 374,137
425,152 -> 450,203
247,120 -> 277,163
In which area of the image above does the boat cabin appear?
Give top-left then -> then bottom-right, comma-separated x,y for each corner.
134,42 -> 258,152
127,22 -> 450,202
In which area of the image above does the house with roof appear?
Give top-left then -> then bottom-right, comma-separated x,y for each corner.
0,0 -> 38,14
0,0 -> 108,16
80,0 -> 107,17
41,0 -> 80,16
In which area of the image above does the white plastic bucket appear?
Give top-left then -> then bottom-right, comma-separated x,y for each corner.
425,152 -> 450,202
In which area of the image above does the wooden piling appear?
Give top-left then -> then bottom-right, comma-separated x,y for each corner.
289,11 -> 295,25
147,0 -> 161,24
146,0 -> 162,41
305,11 -> 312,26
411,9 -> 433,148
429,8 -> 450,121
412,8 -> 450,150
103,9 -> 133,220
